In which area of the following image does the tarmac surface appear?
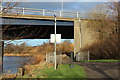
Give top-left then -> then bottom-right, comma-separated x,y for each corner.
74,62 -> 119,79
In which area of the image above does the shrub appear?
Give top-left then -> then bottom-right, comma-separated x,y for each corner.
82,34 -> 119,59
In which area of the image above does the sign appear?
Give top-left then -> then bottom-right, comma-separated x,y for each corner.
50,34 -> 61,43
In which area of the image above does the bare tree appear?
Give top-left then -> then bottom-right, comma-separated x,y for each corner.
0,1 -> 49,75
1,1 -> 49,41
87,3 -> 117,41
82,2 -> 119,59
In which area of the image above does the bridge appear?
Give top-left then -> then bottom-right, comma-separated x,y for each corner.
0,6 -> 96,74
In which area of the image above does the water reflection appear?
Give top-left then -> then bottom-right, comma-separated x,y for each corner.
3,56 -> 31,74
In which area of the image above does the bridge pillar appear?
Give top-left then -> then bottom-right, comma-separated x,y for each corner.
74,20 -> 81,57
74,20 -> 94,60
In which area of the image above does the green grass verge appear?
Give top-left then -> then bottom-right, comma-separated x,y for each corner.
19,64 -> 86,78
81,59 -> 120,62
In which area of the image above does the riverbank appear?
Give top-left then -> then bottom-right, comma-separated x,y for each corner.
2,56 -> 31,78
17,62 -> 86,78
4,54 -> 31,57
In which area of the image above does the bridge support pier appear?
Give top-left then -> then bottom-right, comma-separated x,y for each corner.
74,20 -> 93,61
74,20 -> 81,57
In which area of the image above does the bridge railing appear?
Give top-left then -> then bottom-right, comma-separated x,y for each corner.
0,6 -> 81,18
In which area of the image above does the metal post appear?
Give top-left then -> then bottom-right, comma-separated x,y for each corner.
88,51 -> 90,61
60,53 -> 62,64
82,52 -> 83,61
79,52 -> 81,61
0,41 -> 4,75
54,15 -> 57,70
77,12 -> 79,18
78,53 -> 80,62
46,53 -> 47,62
49,53 -> 50,63
70,52 -> 73,68
43,9 -> 45,16
76,53 -> 78,62
60,11 -> 62,17
23,7 -> 25,14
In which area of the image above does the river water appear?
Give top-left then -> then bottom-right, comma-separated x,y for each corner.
3,56 -> 31,74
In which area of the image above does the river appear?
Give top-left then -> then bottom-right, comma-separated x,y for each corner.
3,56 -> 31,74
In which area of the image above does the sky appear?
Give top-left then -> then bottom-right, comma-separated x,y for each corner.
4,39 -> 74,46
3,0 -> 119,2
19,2 -> 103,13
3,2 -> 105,46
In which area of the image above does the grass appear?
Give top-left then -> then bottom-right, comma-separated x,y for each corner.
19,64 -> 86,78
81,59 -> 120,62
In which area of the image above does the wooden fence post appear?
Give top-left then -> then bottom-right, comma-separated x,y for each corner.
88,51 -> 90,61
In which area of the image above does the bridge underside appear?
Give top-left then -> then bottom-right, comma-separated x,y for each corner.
2,25 -> 74,40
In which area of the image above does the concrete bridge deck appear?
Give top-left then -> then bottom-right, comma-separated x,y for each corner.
0,13 -> 78,21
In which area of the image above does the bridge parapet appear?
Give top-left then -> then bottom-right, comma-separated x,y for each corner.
0,6 -> 82,18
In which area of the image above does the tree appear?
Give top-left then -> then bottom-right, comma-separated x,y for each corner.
87,3 -> 117,41
82,2 -> 119,59
4,43 -> 14,53
0,1 -> 50,55
1,1 -> 49,41
4,42 -> 28,54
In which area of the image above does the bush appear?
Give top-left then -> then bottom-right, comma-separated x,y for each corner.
82,34 -> 119,59
37,40 -> 74,55
4,42 -> 27,54
30,54 -> 45,64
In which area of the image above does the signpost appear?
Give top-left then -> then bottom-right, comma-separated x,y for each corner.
50,33 -> 61,70
50,34 -> 61,43
54,15 -> 57,70
50,15 -> 61,70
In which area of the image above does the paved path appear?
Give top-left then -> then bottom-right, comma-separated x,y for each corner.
75,62 -> 119,79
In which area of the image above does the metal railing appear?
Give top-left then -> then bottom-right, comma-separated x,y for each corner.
0,6 -> 81,18
75,51 -> 90,61
46,53 -> 62,64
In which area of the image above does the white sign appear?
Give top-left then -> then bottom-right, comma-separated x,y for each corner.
50,34 -> 61,43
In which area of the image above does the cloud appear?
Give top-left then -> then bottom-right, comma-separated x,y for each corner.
17,2 -> 103,13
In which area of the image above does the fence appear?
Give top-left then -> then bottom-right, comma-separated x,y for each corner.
46,53 -> 62,64
46,51 -> 89,63
75,51 -> 90,62
0,6 -> 111,19
0,6 -> 81,18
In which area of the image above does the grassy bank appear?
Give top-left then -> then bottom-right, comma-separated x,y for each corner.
18,64 -> 86,78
